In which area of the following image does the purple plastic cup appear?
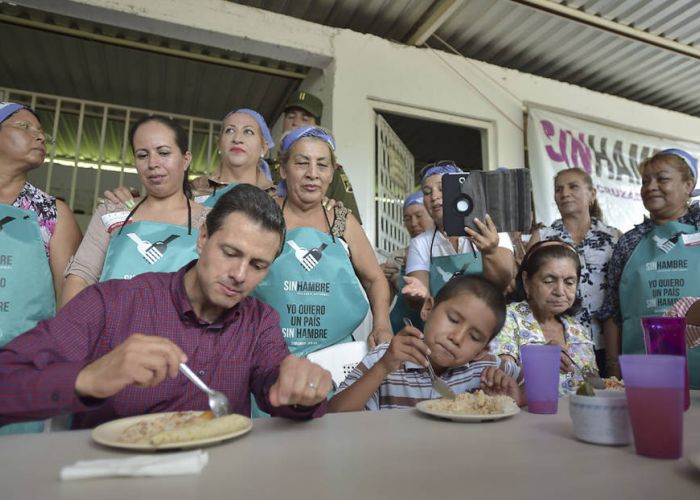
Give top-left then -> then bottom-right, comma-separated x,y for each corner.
620,355 -> 684,459
641,317 -> 690,410
521,344 -> 561,414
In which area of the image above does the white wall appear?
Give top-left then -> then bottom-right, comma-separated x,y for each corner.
327,29 -> 700,241
38,0 -> 700,241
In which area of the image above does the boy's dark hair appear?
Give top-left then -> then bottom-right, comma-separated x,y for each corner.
508,239 -> 582,315
433,275 -> 506,340
128,114 -> 193,199
205,184 -> 286,256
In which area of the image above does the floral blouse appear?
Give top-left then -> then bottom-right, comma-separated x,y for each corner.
489,301 -> 597,396
539,218 -> 620,348
12,182 -> 56,257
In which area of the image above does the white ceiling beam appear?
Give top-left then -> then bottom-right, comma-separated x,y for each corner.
406,0 -> 464,46
14,0 -> 336,68
511,0 -> 700,59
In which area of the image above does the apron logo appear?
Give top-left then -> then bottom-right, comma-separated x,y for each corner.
435,266 -> 453,282
126,233 -> 180,265
287,240 -> 328,272
0,216 -> 15,231
652,235 -> 676,253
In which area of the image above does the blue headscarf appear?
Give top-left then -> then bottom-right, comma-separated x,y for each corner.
0,102 -> 29,124
223,108 -> 275,181
403,191 -> 424,211
277,127 -> 337,197
658,148 -> 699,196
420,161 -> 462,184
280,126 -> 336,153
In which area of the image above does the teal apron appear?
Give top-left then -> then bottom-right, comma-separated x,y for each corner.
100,197 -> 199,281
619,220 -> 700,388
428,229 -> 483,295
201,182 -> 239,208
389,273 -> 424,334
251,202 -> 369,417
254,204 -> 369,357
0,204 -> 55,434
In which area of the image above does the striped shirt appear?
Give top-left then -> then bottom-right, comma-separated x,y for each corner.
0,262 -> 326,429
338,344 -> 514,410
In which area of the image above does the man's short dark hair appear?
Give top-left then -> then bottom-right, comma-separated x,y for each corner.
434,275 -> 507,340
206,184 -> 286,255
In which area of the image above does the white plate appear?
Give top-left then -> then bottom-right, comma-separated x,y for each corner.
91,412 -> 252,451
415,399 -> 520,422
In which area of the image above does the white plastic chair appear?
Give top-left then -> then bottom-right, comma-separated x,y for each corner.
307,341 -> 368,387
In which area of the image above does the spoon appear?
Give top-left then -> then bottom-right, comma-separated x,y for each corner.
178,363 -> 231,417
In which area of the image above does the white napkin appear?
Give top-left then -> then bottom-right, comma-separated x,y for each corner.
60,450 -> 209,480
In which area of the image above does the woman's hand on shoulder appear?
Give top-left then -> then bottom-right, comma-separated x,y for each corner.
103,186 -> 140,209
322,196 -> 344,213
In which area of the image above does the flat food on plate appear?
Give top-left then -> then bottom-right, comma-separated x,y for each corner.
118,411 -> 250,445
425,390 -> 518,415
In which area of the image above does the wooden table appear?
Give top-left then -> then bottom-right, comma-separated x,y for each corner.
2,393 -> 699,500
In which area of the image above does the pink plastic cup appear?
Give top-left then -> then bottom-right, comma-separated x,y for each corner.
619,354 -> 684,459
641,317 -> 690,410
521,344 -> 561,414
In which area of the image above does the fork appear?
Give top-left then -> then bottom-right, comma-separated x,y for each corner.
559,348 -> 605,389
178,363 -> 231,417
287,240 -> 313,271
127,233 -> 162,264
403,318 -> 456,400
652,235 -> 675,253
0,216 -> 15,231
301,243 -> 327,271
146,234 -> 180,255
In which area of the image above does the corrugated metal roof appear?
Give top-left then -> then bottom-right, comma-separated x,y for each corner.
235,0 -> 700,117
1,0 -> 699,120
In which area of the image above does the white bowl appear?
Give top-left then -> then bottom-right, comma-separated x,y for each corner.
569,391 -> 632,446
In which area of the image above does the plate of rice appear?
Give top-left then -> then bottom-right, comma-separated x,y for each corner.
416,390 -> 520,422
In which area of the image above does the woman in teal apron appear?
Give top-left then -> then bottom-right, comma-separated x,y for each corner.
254,126 -> 393,354
61,115 -> 206,305
404,162 -> 516,305
602,149 -> 700,387
381,191 -> 434,333
0,102 -> 82,434
191,108 -> 275,206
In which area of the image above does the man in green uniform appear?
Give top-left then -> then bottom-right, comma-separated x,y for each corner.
271,91 -> 362,224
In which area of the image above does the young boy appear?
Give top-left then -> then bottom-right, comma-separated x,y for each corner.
329,275 -> 522,412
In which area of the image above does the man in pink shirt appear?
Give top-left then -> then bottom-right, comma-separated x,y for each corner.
0,184 -> 332,430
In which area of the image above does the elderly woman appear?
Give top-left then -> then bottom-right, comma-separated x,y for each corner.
405,162 -> 515,298
254,126 -> 393,356
0,102 -> 82,433
61,115 -> 208,306
380,191 -> 434,333
191,108 -> 275,205
490,240 -> 597,396
529,168 -> 620,374
601,149 -> 700,386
